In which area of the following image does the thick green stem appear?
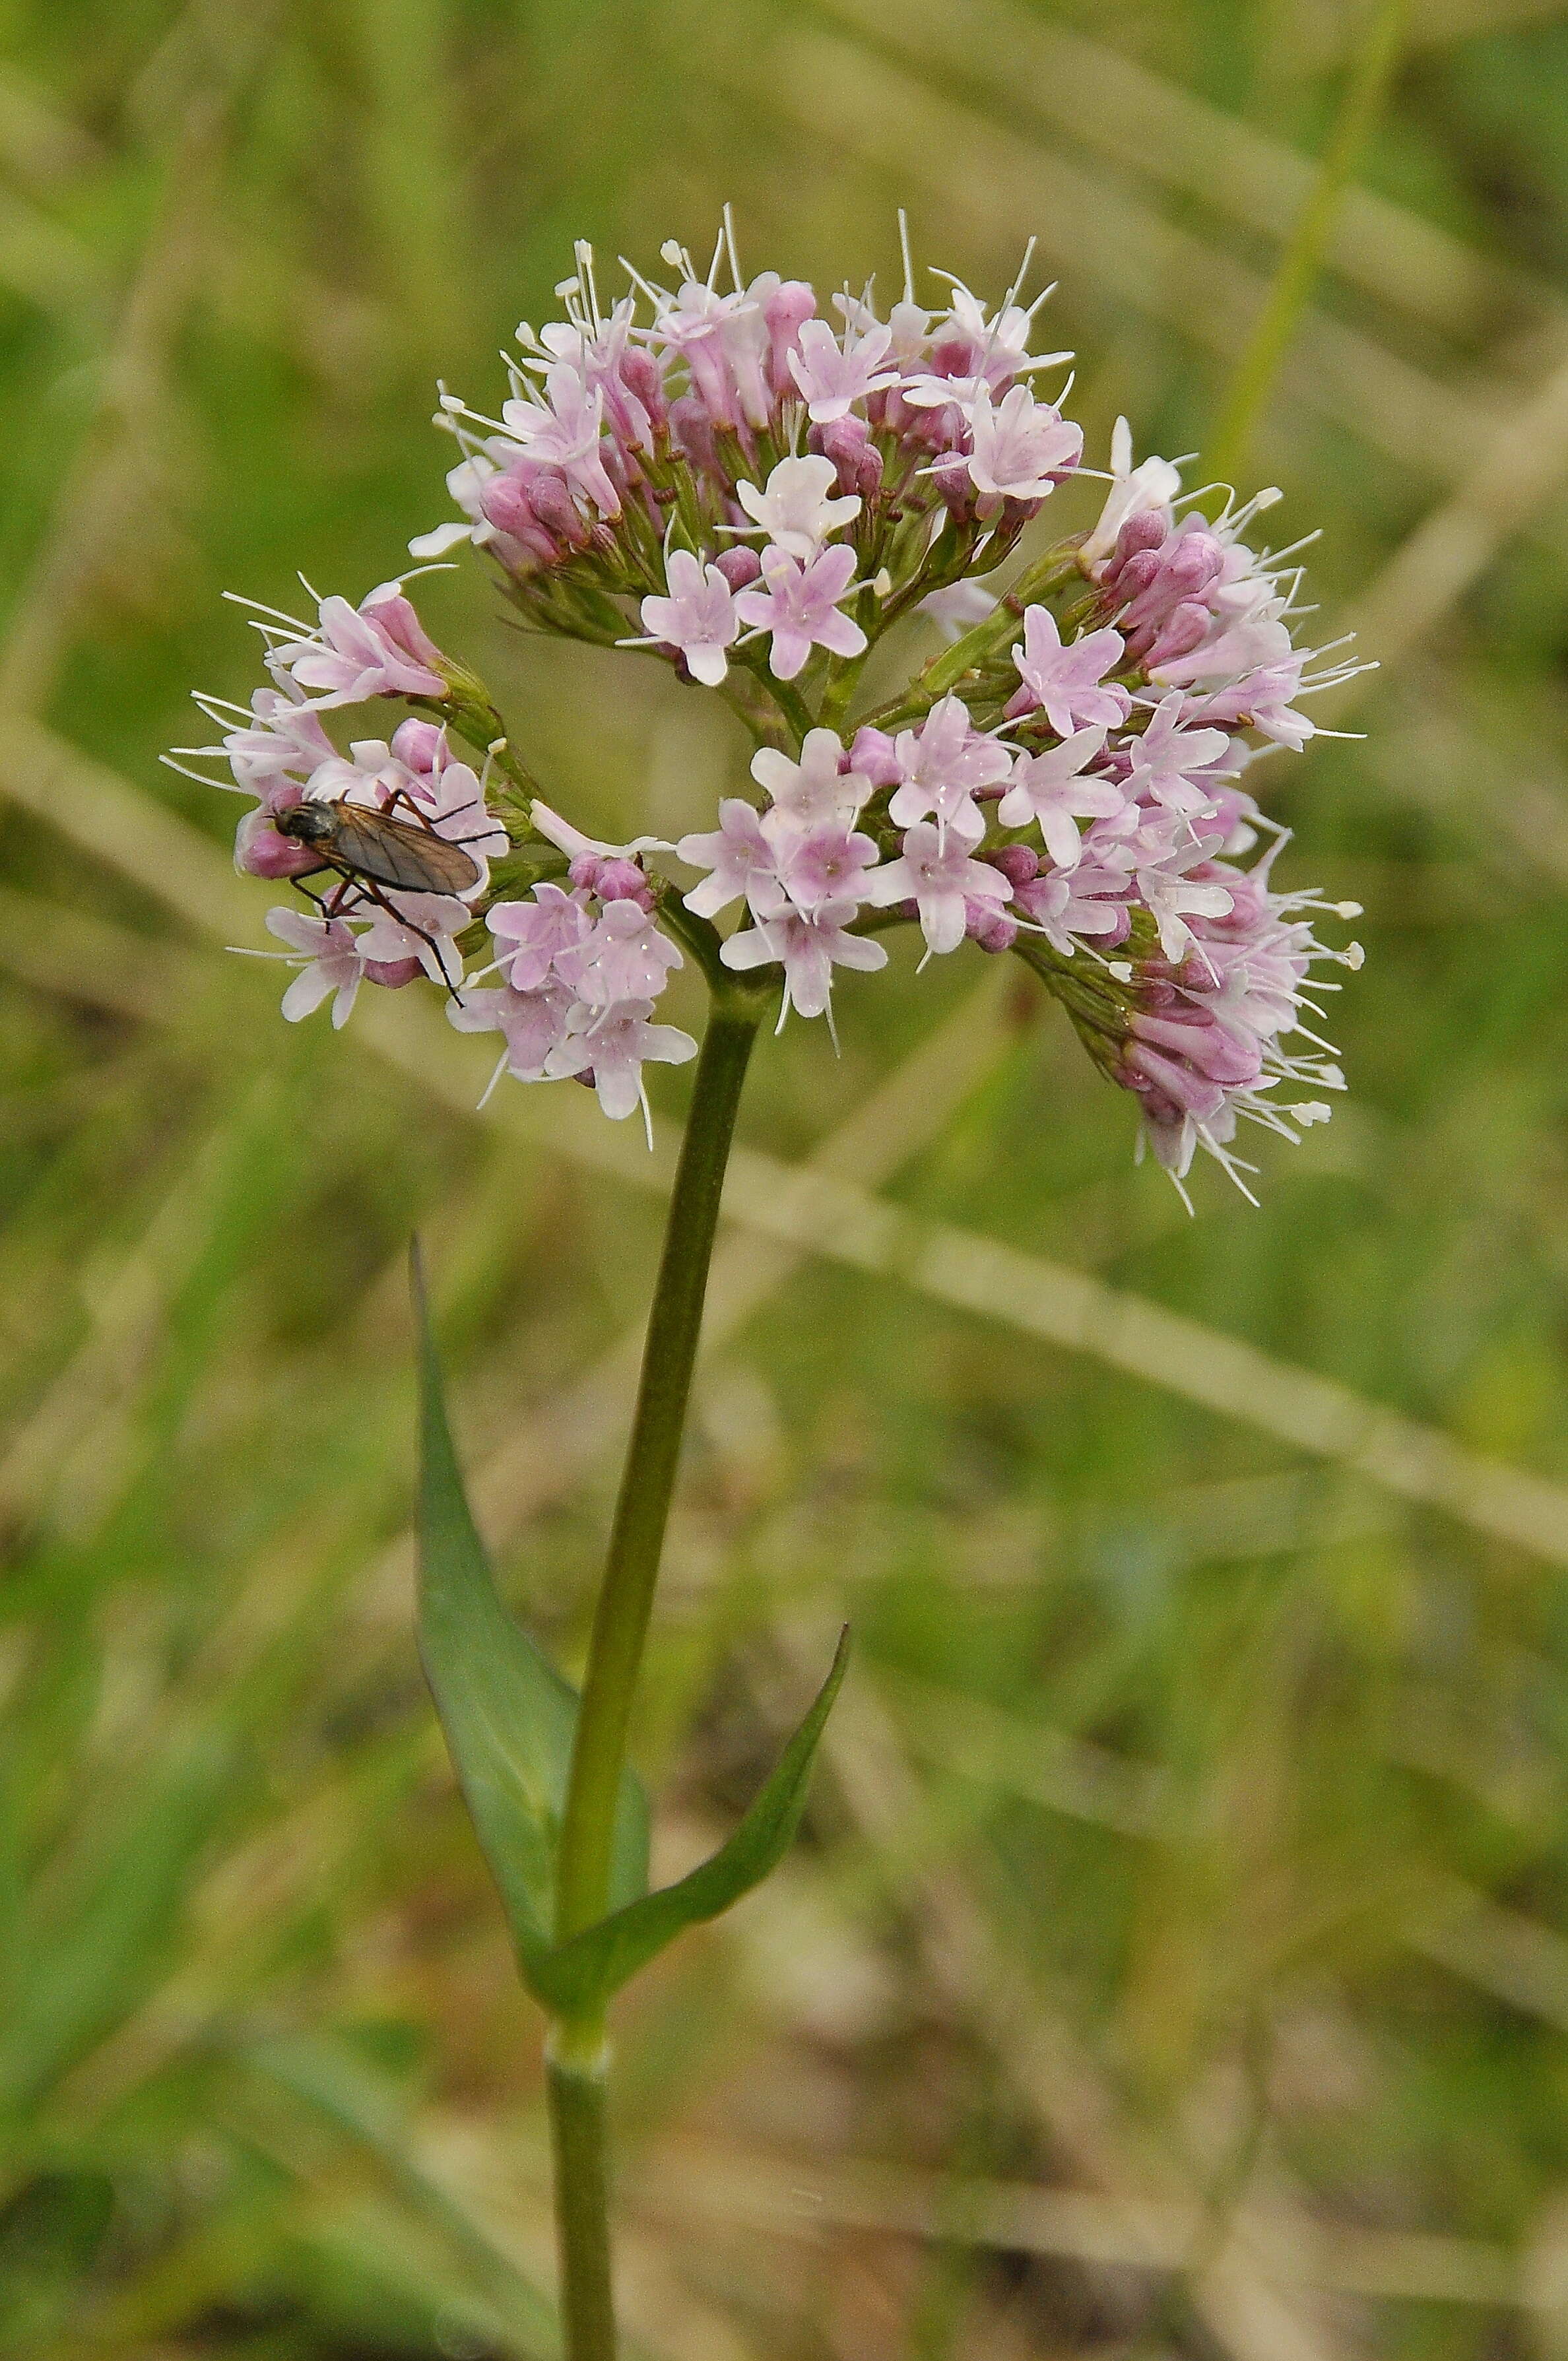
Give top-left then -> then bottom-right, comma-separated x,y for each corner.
544,986 -> 764,2357
545,2025 -> 616,2361
554,994 -> 763,1947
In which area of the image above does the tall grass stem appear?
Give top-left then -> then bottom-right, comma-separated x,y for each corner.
1205,0 -> 1411,486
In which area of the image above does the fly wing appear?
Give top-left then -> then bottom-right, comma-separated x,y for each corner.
327,805 -> 482,896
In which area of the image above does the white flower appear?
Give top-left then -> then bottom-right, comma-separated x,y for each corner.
735,456 -> 861,560
1082,416 -> 1184,568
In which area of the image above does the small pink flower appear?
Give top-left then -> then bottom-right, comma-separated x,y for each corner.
1015,862 -> 1130,955
632,549 -> 739,686
1124,693 -> 1233,814
721,899 -> 887,1021
866,817 -> 1012,956
751,729 -> 871,828
554,899 -> 683,1008
676,798 -> 787,919
1005,607 -> 1131,736
448,980 -> 575,1081
263,907 -> 367,1027
997,729 -> 1125,868
488,883 -> 593,991
769,817 -> 880,913
272,585 -> 447,707
787,318 -> 900,422
888,694 -> 1012,834
501,362 -> 622,517
735,544 -> 867,680
356,893 -> 472,986
544,1000 -> 698,1123
965,386 -> 1082,502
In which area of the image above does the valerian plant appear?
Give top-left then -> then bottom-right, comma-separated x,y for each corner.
171,217 -> 1365,2359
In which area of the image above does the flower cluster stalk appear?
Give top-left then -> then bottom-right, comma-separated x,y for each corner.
546,978 -> 767,2356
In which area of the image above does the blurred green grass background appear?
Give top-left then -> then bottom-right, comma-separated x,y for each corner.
5,1 -> 1568,2354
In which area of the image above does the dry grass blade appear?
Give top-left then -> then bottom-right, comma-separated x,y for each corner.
631,2141 -> 1522,2305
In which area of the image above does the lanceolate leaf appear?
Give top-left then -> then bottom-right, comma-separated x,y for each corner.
527,1629 -> 850,2017
412,1252 -> 648,1971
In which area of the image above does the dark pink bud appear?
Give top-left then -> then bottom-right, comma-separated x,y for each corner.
236,810 -> 318,879
713,544 -> 762,591
848,726 -> 901,788
985,843 -> 1040,888
1106,509 -> 1167,579
669,394 -> 717,476
809,414 -> 882,502
1132,1010 -> 1262,1086
968,909 -> 1019,953
365,956 -> 424,988
1106,548 -> 1162,606
526,472 -> 589,548
1145,600 -> 1212,668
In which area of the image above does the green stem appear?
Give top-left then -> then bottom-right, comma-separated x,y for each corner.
544,984 -> 766,2357
554,992 -> 764,1947
1205,0 -> 1410,486
546,2024 -> 616,2361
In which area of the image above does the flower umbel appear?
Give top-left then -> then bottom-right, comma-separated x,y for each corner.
178,217 -> 1363,1196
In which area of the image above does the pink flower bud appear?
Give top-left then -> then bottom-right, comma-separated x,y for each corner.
809,414 -> 884,502
235,808 -> 319,880
390,717 -> 446,775
593,857 -> 656,909
360,587 -> 444,671
985,843 -> 1040,888
527,472 -> 590,549
967,909 -> 1019,952
669,395 -> 718,476
365,956 -> 424,988
713,544 -> 762,591
763,280 -> 817,393
848,725 -> 901,788
618,346 -> 667,432
1106,548 -> 1162,607
1105,509 -> 1167,583
1144,600 -> 1213,668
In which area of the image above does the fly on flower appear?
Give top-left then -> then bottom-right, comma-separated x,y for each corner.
274,794 -> 486,900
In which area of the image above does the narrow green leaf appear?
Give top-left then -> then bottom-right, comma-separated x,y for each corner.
527,1629 -> 849,2016
412,1250 -> 647,1971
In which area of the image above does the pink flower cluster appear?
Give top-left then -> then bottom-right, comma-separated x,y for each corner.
177,226 -> 1364,1196
418,230 -> 1080,686
452,851 -> 697,1132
